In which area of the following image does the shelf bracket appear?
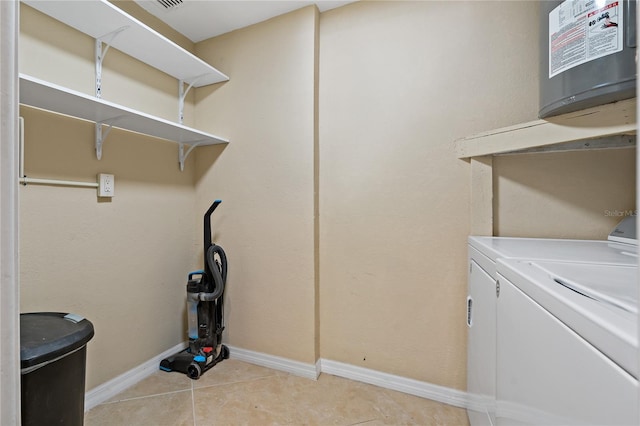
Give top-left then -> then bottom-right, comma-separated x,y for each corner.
95,26 -> 129,98
178,74 -> 208,124
95,117 -> 123,160
178,140 -> 206,171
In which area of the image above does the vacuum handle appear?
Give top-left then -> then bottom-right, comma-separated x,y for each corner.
204,199 -> 222,251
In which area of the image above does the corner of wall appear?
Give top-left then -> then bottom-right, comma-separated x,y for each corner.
313,1 -> 321,366
191,5 -> 319,365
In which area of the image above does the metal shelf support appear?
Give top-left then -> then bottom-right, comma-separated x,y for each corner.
95,117 -> 123,160
178,140 -> 206,171
178,74 -> 207,124
95,26 -> 128,98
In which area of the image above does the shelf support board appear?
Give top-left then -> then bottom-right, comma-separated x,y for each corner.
470,156 -> 494,236
178,140 -> 206,171
494,134 -> 636,155
455,98 -> 636,158
95,26 -> 129,98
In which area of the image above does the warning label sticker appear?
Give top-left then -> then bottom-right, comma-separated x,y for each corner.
549,0 -> 624,78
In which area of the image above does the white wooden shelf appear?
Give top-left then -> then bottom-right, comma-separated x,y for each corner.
22,0 -> 228,87
20,74 -> 228,170
456,98 -> 636,159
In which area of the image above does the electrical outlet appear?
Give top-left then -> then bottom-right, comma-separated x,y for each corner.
98,173 -> 114,197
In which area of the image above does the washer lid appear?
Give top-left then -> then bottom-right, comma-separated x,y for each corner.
497,259 -> 638,379
20,312 -> 94,369
535,262 -> 638,314
469,236 -> 638,265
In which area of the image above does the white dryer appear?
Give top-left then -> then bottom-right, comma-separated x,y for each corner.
466,237 -> 638,425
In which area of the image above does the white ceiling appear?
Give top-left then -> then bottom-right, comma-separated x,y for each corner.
134,0 -> 355,42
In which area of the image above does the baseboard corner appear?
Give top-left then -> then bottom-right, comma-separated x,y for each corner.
227,345 -> 319,380
84,341 -> 187,411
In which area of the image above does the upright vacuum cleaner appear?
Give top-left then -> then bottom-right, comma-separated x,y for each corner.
160,199 -> 229,379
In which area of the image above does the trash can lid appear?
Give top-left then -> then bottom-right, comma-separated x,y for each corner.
20,312 -> 94,369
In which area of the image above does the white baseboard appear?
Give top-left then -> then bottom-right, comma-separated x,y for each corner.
319,359 -> 470,410
85,344 -> 472,414
228,346 -> 470,409
84,342 -> 187,411
227,345 -> 320,380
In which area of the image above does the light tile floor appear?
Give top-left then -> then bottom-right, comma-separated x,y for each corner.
85,359 -> 470,426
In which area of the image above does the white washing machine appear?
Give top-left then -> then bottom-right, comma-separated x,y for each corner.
496,258 -> 638,425
466,236 -> 638,425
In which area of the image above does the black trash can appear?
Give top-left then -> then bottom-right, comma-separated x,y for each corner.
20,312 -> 95,426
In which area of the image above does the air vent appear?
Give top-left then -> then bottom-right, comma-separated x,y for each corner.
156,0 -> 183,10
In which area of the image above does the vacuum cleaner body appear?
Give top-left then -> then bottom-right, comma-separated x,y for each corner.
160,200 -> 229,379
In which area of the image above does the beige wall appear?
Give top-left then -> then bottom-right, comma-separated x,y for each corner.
318,0 -> 635,390
494,149 -> 636,238
193,6 -> 319,364
19,4 -> 199,389
319,1 -> 540,390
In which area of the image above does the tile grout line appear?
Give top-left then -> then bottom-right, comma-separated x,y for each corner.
376,386 -> 415,422
191,377 -> 197,426
345,381 -> 405,426
98,388 -> 192,405
348,419 -> 380,426
98,372 -> 280,407
188,372 -> 284,425
191,373 -> 282,392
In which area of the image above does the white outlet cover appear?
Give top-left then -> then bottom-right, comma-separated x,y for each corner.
98,173 -> 114,197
